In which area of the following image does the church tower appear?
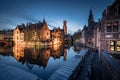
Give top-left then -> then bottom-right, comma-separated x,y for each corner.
88,9 -> 94,27
63,20 -> 67,34
88,9 -> 95,32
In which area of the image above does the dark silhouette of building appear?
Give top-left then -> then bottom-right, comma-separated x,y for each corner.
82,9 -> 97,47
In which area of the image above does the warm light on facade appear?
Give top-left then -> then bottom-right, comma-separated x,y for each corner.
53,38 -> 60,45
110,46 -> 114,51
110,41 -> 114,45
53,44 -> 60,51
117,47 -> 120,51
117,41 -> 120,51
110,41 -> 115,51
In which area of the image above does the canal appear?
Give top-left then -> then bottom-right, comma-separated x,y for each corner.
0,44 -> 82,80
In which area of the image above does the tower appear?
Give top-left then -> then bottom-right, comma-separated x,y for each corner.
88,9 -> 94,27
43,18 -> 46,24
63,20 -> 67,34
88,9 -> 95,34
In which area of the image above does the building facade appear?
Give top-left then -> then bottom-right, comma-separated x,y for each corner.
13,25 -> 25,45
0,30 -> 13,41
13,19 -> 67,45
94,0 -> 120,53
82,9 -> 97,47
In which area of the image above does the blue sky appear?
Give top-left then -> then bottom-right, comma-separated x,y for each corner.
0,0 -> 114,34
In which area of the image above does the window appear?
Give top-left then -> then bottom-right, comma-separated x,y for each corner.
106,22 -> 112,32
110,41 -> 116,51
47,32 -> 48,35
110,41 -> 120,52
117,41 -> 120,51
17,36 -> 18,40
106,21 -> 119,32
17,31 -> 18,34
113,21 -> 119,32
45,27 -> 47,30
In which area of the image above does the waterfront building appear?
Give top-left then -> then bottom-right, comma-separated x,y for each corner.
0,30 -> 13,41
13,24 -> 25,45
95,0 -> 120,52
51,21 -> 67,45
13,19 -> 67,45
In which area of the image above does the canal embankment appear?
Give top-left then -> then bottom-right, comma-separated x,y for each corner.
49,48 -> 89,80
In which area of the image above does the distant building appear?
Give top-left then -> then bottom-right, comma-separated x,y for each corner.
94,0 -> 120,52
0,30 -> 13,41
13,24 -> 25,45
81,25 -> 88,45
13,19 -> 67,45
82,9 -> 97,47
93,19 -> 101,49
51,21 -> 67,45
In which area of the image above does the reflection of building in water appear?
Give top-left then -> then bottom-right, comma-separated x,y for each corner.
13,45 -> 25,61
13,44 -> 67,69
0,47 -> 13,56
24,48 -> 51,68
51,45 -> 67,61
0,30 -> 13,41
63,49 -> 67,61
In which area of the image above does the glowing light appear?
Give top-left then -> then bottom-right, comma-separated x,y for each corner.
53,38 -> 60,45
117,47 -> 120,51
110,46 -> 114,51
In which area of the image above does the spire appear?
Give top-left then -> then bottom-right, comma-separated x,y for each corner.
84,24 -> 87,28
43,17 -> 46,24
89,9 -> 94,20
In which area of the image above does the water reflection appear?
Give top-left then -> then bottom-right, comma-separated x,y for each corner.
0,44 -> 82,79
12,44 -> 68,69
0,46 -> 13,56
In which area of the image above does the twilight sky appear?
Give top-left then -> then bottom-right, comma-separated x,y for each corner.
0,0 -> 114,34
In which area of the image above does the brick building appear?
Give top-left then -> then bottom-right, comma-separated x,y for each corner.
13,19 -> 67,45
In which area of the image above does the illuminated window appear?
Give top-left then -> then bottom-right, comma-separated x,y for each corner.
110,41 -> 114,45
117,47 -> 120,51
110,46 -> 115,51
117,41 -> 120,51
117,41 -> 120,45
106,22 -> 112,32
110,41 -> 115,51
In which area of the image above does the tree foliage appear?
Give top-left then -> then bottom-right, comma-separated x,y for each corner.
73,29 -> 82,41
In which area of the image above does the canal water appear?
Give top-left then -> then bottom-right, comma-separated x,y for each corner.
0,44 -> 82,80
